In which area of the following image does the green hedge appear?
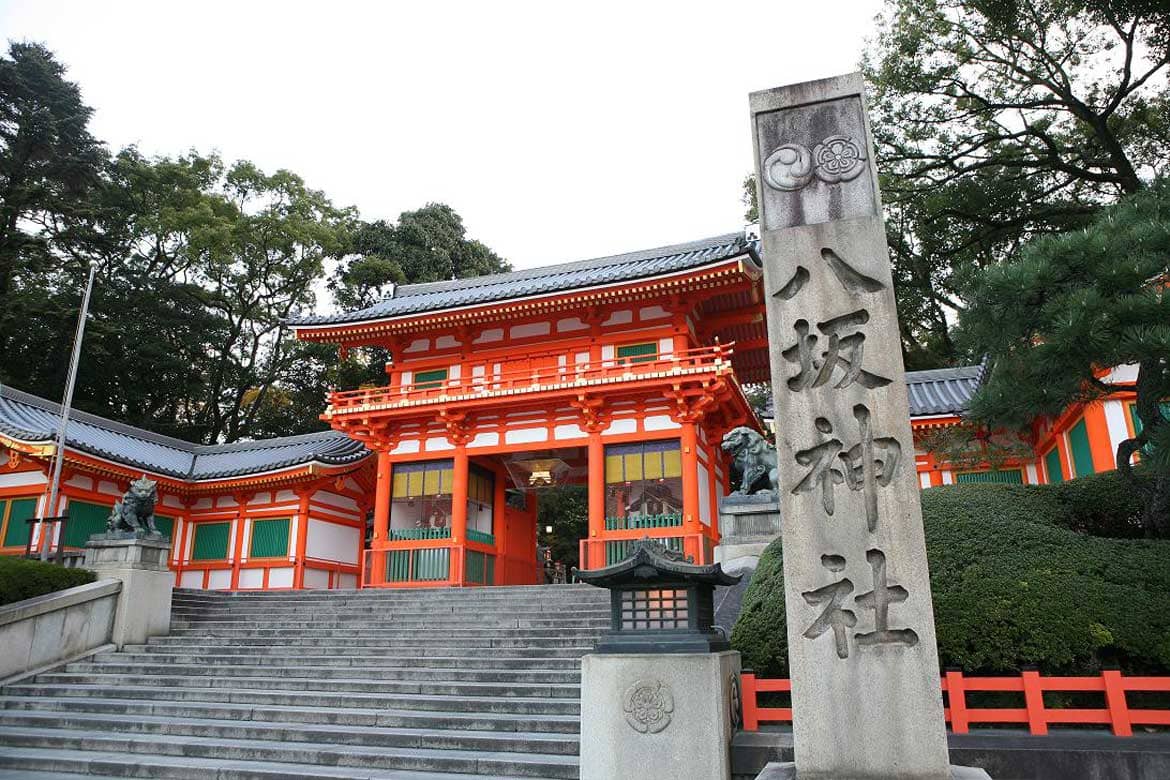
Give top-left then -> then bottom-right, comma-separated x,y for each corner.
0,556 -> 96,607
731,475 -> 1170,678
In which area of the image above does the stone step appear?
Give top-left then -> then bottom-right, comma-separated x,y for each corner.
139,643 -> 592,659
168,618 -> 610,629
32,671 -> 579,699
0,745 -> 566,780
170,622 -> 613,636
0,726 -> 579,778
4,683 -> 582,715
65,661 -> 581,684
147,636 -> 598,651
93,650 -> 584,670
0,694 -> 582,733
0,710 -> 580,755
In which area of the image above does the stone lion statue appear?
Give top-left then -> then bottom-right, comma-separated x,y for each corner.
721,426 -> 779,496
106,476 -> 161,535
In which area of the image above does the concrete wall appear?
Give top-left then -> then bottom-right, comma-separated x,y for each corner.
0,578 -> 121,681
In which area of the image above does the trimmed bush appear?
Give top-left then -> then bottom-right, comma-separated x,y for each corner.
731,479 -> 1170,678
0,556 -> 96,607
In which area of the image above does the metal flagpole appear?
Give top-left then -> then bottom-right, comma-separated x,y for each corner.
39,262 -> 98,562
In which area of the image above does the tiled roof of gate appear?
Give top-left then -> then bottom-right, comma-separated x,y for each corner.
0,385 -> 369,481
903,364 -> 986,416
762,364 -> 985,420
288,232 -> 759,327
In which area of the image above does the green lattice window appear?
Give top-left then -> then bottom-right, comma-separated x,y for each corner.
1128,401 -> 1170,456
64,501 -> 111,547
1,497 -> 38,547
617,342 -> 658,364
1068,418 -> 1095,478
387,547 -> 449,582
249,518 -> 289,558
955,469 -> 1024,484
191,522 -> 231,561
414,368 -> 448,390
1044,448 -> 1065,484
155,515 -> 174,539
465,549 -> 495,585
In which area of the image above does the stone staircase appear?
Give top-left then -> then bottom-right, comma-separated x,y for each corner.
0,584 -> 611,779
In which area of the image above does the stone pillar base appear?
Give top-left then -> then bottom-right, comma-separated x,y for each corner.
756,761 -> 992,779
581,651 -> 740,780
84,535 -> 172,648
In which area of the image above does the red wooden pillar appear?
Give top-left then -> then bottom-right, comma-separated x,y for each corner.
450,446 -> 470,586
493,462 -> 508,584
587,430 -> 605,570
681,420 -> 702,561
370,450 -> 392,586
229,496 -> 249,590
293,490 -> 311,589
741,672 -> 759,731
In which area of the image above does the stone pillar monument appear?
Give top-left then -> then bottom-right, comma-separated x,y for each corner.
750,73 -> 983,779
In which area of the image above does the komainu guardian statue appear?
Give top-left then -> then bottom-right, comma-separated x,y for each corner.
106,476 -> 162,536
721,426 -> 779,496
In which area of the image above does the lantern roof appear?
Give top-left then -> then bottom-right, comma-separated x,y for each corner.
574,536 -> 742,588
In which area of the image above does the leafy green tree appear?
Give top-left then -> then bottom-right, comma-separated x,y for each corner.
960,180 -> 1170,535
864,0 -> 1170,366
536,486 -> 587,571
0,42 -> 104,364
331,203 -> 509,310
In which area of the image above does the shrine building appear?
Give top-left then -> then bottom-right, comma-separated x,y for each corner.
0,230 -> 1145,590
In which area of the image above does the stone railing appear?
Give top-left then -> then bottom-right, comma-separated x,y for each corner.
0,578 -> 121,682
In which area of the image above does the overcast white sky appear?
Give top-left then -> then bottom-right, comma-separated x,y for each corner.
0,1 -> 883,270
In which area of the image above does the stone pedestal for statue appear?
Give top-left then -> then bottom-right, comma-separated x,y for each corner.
750,73 -> 988,778
83,534 -> 172,648
581,651 -> 741,780
715,494 -> 781,564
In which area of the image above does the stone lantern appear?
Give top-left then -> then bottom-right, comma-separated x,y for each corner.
574,536 -> 740,654
574,537 -> 744,780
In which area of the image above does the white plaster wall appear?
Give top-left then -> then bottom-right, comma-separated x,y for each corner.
216,496 -> 238,508
1025,463 -> 1040,485
338,573 -> 358,589
97,480 -> 121,496
191,498 -> 212,510
238,568 -> 264,589
179,571 -> 203,589
698,460 -> 711,526
436,335 -> 458,350
314,492 -> 359,512
469,432 -> 500,448
161,494 -> 184,509
640,305 -> 669,321
303,568 -> 330,589
505,428 -> 548,445
602,310 -> 633,326
248,493 -> 271,506
64,474 -> 93,490
1103,400 -> 1131,453
1101,364 -> 1138,384
391,439 -> 421,455
554,424 -> 587,440
275,490 -> 298,504
658,337 -> 674,356
425,437 -> 454,452
267,567 -> 294,588
404,338 -> 429,353
918,472 -> 931,489
941,471 -> 954,485
511,322 -> 551,339
207,570 -> 232,590
475,328 -> 504,344
305,519 -> 360,563
557,317 -> 588,332
607,419 -> 638,435
0,471 -> 47,488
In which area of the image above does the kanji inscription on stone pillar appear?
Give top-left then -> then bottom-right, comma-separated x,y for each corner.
751,73 -> 951,778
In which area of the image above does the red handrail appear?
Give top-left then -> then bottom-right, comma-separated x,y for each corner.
326,342 -> 735,412
740,670 -> 1170,736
